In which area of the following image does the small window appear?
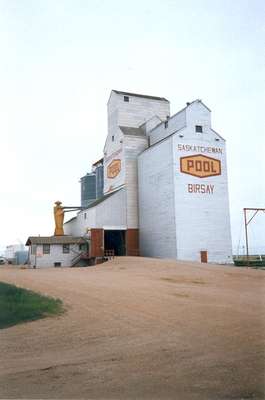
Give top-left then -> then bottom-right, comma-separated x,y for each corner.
63,244 -> 70,254
195,125 -> 203,133
43,244 -> 50,254
165,120 -> 168,128
84,212 -> 87,220
79,243 -> 87,251
124,96 -> 129,102
112,135 -> 114,142
54,262 -> 61,267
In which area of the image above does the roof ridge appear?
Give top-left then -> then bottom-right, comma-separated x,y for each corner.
112,90 -> 169,102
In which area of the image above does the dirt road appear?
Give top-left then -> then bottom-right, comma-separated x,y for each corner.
0,257 -> 264,399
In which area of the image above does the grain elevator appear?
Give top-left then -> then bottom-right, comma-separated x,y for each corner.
64,90 -> 232,263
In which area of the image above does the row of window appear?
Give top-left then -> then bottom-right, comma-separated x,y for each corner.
164,121 -> 204,133
32,244 -> 87,255
42,244 -> 70,254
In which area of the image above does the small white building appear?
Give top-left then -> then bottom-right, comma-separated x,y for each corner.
26,236 -> 87,268
64,90 -> 233,264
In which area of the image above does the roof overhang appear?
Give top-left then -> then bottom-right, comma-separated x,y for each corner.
26,236 -> 86,246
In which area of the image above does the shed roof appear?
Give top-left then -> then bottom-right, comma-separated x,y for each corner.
92,157 -> 104,167
83,188 -> 122,210
65,189 -> 124,225
119,126 -> 145,136
64,216 -> 77,225
26,236 -> 86,246
112,90 -> 169,102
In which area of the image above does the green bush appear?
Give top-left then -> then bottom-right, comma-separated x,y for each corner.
233,259 -> 265,267
0,282 -> 63,329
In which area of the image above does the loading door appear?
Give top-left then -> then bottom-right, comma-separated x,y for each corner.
90,229 -> 104,257
126,229 -> 139,256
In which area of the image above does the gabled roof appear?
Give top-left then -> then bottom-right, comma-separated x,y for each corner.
119,126 -> 145,136
148,99 -> 211,134
211,128 -> 225,141
112,90 -> 169,102
186,99 -> 211,112
26,236 -> 86,246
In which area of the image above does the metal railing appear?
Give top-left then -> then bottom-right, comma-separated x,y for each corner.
71,252 -> 90,266
104,250 -> 115,260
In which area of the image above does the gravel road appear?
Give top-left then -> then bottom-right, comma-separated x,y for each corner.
0,257 -> 264,399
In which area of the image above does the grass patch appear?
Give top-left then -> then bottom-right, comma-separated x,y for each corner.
0,282 -> 64,329
233,255 -> 265,268
233,259 -> 265,268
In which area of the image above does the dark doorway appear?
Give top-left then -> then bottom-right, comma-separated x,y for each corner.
104,230 -> 126,256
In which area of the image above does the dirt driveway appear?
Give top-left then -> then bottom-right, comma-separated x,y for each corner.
0,257 -> 264,399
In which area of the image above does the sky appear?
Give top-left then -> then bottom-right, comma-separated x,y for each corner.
0,0 -> 264,255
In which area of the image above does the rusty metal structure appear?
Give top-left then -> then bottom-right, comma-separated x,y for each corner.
243,208 -> 265,268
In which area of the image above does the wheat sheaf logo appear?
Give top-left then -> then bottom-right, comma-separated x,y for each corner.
180,154 -> 221,178
107,159 -> 121,179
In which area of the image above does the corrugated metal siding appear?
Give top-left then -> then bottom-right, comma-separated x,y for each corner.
95,164 -> 104,198
80,173 -> 96,207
